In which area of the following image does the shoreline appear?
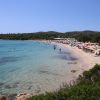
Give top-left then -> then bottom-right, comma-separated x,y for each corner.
44,40 -> 100,69
0,40 -> 100,100
40,40 -> 100,81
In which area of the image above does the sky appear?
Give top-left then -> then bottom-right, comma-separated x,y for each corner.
0,0 -> 100,33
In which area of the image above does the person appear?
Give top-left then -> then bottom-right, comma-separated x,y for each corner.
99,50 -> 100,55
95,50 -> 100,56
53,45 -> 56,50
95,52 -> 98,55
59,48 -> 61,53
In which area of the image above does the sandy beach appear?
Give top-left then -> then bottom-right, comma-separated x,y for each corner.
42,40 -> 100,77
60,43 -> 100,69
52,41 -> 100,69
15,40 -> 100,100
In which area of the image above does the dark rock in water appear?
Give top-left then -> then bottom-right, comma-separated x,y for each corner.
5,85 -> 12,89
14,82 -> 19,86
0,82 -> 4,87
28,86 -> 32,90
5,84 -> 18,89
68,62 -> 77,64
39,70 -> 49,74
12,84 -> 18,88
71,70 -> 77,73
0,56 -> 21,65
39,70 -> 63,76
4,82 -> 19,89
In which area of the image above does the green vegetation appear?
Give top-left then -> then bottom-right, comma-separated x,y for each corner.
28,64 -> 100,100
0,31 -> 100,43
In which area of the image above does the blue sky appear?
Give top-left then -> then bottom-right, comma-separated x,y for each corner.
0,0 -> 100,33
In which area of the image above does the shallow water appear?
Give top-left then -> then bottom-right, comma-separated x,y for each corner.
0,40 -> 78,95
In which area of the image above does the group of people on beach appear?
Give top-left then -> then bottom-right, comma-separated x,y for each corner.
52,38 -> 100,57
53,45 -> 61,52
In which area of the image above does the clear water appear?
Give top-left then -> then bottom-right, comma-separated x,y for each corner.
0,40 -> 77,95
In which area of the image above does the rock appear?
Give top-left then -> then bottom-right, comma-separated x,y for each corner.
68,62 -> 77,64
5,85 -> 12,89
4,83 -> 18,89
71,70 -> 77,73
0,82 -> 4,87
15,93 -> 32,100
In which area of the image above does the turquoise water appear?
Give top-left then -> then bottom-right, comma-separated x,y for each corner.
0,40 -> 77,95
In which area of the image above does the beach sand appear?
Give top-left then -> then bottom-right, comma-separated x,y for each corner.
37,40 -> 100,86
56,42 -> 100,68
15,40 -> 100,100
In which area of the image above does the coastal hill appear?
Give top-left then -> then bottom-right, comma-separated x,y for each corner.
0,30 -> 100,43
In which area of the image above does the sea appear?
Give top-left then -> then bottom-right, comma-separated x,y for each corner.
0,40 -> 78,95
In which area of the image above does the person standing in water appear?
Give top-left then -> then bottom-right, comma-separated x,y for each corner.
53,45 -> 57,50
59,48 -> 61,53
